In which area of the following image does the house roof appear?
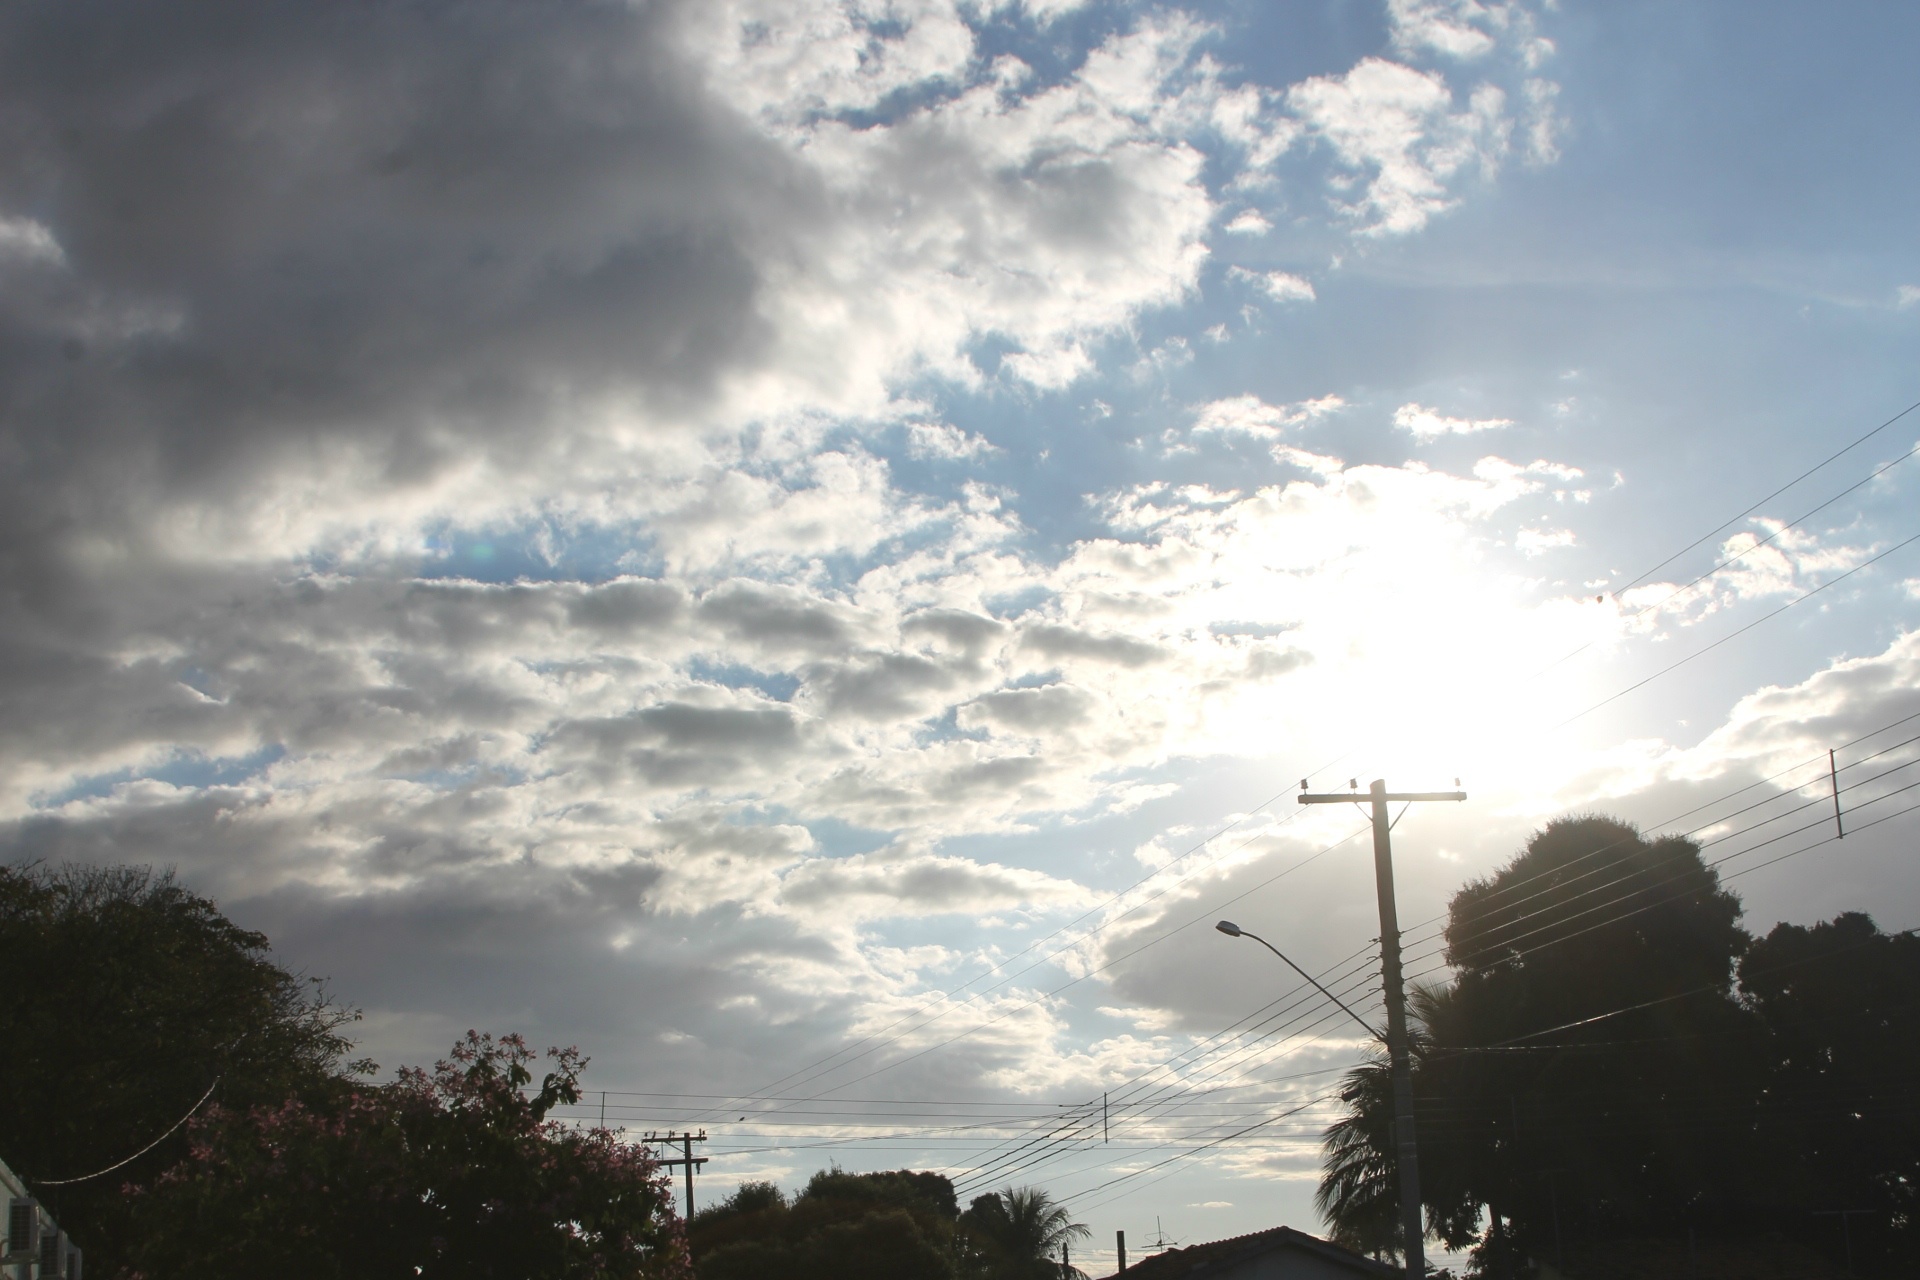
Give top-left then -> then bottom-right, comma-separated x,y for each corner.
1113,1225 -> 1398,1280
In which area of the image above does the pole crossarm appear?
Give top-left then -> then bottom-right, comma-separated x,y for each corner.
646,1130 -> 709,1218
1300,791 -> 1466,804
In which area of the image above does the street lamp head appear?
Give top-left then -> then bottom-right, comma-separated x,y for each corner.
1214,920 -> 1243,937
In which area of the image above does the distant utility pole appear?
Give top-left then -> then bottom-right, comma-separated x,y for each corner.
646,1130 -> 709,1218
1301,778 -> 1466,1280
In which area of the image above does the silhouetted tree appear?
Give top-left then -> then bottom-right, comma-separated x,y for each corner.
959,1186 -> 1090,1280
1741,912 -> 1920,1271
0,862 -> 358,1271
691,1167 -> 961,1280
1318,816 -> 1762,1272
124,1031 -> 688,1279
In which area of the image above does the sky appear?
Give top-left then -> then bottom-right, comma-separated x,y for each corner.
4,0 -> 1920,1269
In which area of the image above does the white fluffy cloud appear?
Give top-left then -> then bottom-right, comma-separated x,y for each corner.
1394,401 -> 1515,437
1230,267 -> 1317,303
1188,394 -> 1346,441
1289,58 -> 1512,236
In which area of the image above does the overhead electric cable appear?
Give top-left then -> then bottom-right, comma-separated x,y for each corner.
31,1076 -> 221,1186
1614,397 -> 1920,595
1553,529 -> 1920,729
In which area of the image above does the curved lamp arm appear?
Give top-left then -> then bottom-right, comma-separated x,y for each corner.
1216,920 -> 1386,1042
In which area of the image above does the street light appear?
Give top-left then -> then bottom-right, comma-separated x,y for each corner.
1215,920 -> 1384,1042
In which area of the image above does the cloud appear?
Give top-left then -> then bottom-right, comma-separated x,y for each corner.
0,214 -> 63,264
1394,402 -> 1515,437
906,422 -> 999,461
1190,395 -> 1346,441
779,850 -> 1091,919
1223,210 -> 1271,235
1022,624 -> 1169,668
1521,76 -> 1564,165
0,1 -> 1265,584
960,684 -> 1097,735
1289,58 -> 1512,236
0,0 -> 1614,1173
1388,0 -> 1499,60
1898,284 -> 1920,310
1515,526 -> 1575,556
1229,266 -> 1316,302
568,579 -> 690,636
697,581 -> 867,657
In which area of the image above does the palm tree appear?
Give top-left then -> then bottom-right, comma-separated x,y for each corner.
960,1186 -> 1090,1279
1315,984 -> 1481,1264
1315,1049 -> 1403,1262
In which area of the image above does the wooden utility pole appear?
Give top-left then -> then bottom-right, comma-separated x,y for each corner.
1301,778 -> 1465,1280
646,1130 -> 708,1218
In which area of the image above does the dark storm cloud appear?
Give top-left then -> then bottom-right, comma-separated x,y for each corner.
0,0 -> 801,587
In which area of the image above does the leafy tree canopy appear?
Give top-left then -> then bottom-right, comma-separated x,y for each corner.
690,1168 -> 961,1280
1317,816 -> 1920,1277
1739,912 -> 1920,1259
958,1186 -> 1091,1280
0,863 -> 359,1268
124,1031 -> 689,1280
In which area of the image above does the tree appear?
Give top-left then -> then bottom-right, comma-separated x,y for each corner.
1317,816 -> 1761,1270
690,1168 -> 961,1280
123,1031 -> 690,1279
1314,1045 -> 1399,1261
958,1186 -> 1090,1280
0,862 -> 359,1270
1741,912 -> 1920,1271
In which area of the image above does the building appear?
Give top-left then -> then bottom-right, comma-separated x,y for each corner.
2,1152 -> 80,1280
1111,1226 -> 1396,1280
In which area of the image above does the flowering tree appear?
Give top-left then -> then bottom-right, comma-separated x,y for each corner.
122,1032 -> 690,1280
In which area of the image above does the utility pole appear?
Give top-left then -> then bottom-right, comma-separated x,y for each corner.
1301,777 -> 1465,1280
1830,749 -> 1845,839
646,1130 -> 708,1218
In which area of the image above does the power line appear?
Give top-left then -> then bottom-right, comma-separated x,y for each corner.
608,726 -> 1920,1178
30,1075 -> 221,1187
1553,529 -> 1920,730
947,946 -> 1389,1192
1614,398 -> 1920,596
714,779 -> 1349,1116
768,819 -> 1379,1108
654,402 -> 1920,1189
1421,756 -> 1920,979
952,982 -> 1384,1196
1395,708 -> 1920,962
